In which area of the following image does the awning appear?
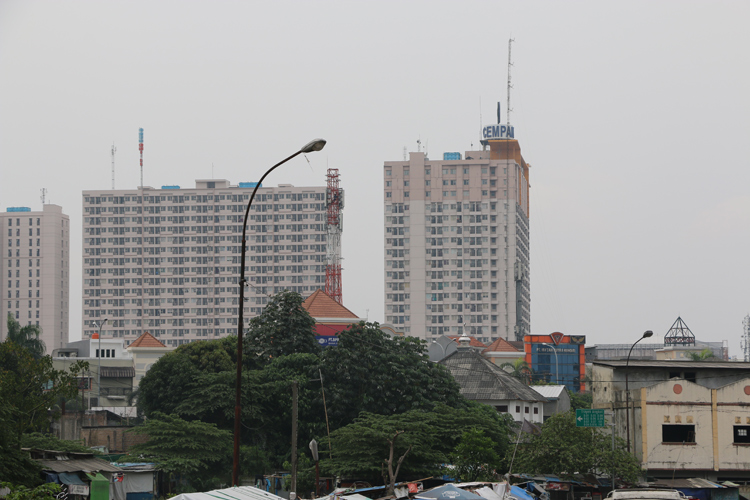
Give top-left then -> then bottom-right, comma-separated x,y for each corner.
101,367 -> 135,378
59,473 -> 86,485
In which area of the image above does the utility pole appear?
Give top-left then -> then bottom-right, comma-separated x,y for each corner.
291,380 -> 299,495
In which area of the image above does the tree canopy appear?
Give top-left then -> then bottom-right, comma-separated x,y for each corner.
134,290 -> 476,484
322,402 -> 513,491
5,314 -> 45,359
319,321 -> 466,429
0,342 -> 87,486
127,413 -> 232,491
509,411 -> 641,484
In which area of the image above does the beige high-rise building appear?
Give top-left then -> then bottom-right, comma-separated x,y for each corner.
1,204 -> 70,353
384,129 -> 530,344
82,180 -> 335,346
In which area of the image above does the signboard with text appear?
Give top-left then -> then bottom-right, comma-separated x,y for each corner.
576,409 -> 605,427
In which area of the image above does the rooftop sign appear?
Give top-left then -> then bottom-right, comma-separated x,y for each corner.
481,123 -> 515,142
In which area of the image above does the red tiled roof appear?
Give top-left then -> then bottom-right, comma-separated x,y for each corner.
483,337 -> 522,353
302,289 -> 359,319
128,331 -> 167,348
448,335 -> 488,349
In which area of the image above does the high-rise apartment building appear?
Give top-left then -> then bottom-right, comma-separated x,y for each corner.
384,128 -> 530,344
1,204 -> 70,352
82,180 -> 335,346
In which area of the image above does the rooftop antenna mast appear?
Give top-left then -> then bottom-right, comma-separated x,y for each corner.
40,188 -> 47,205
507,38 -> 514,128
743,315 -> 750,362
138,128 -> 144,188
111,143 -> 117,190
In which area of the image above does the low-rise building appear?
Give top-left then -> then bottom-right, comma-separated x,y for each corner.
440,336 -> 546,423
530,385 -> 571,420
590,359 -> 750,481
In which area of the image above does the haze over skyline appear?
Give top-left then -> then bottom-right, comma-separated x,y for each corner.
1,1 -> 748,355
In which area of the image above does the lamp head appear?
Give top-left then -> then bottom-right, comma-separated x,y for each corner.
643,330 -> 653,339
300,138 -> 326,153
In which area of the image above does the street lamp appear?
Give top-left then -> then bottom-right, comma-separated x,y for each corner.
93,318 -> 108,409
233,138 -> 326,486
541,343 -> 559,385
625,330 -> 653,453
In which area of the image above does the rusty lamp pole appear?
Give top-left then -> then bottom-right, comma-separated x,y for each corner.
232,139 -> 327,486
625,330 -> 653,453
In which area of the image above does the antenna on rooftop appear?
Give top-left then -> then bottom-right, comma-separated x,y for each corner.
507,38 -> 514,127
416,138 -> 422,153
40,188 -> 47,205
403,146 -> 407,161
139,128 -> 144,188
111,143 -> 117,189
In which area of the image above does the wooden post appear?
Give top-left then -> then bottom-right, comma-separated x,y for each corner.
291,380 -> 299,494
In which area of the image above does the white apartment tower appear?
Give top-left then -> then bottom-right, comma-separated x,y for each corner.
1,204 -> 70,353
384,127 -> 530,344
82,180 -> 335,346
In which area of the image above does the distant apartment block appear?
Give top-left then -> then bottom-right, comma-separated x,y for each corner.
82,180 -> 337,346
384,133 -> 531,344
0,204 -> 70,353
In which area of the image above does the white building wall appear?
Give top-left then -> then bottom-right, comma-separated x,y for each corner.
0,204 -> 70,353
384,149 -> 530,344
82,181 -> 335,346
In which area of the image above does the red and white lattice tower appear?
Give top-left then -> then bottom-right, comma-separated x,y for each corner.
325,168 -> 343,303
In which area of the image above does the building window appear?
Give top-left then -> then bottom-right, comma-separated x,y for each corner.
734,426 -> 750,444
496,405 -> 508,413
533,407 -> 539,414
386,192 -> 392,198
515,405 -> 520,413
662,425 -> 695,444
524,407 -> 530,414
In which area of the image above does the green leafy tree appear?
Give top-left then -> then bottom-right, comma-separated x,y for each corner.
568,390 -> 592,410
136,336 -> 238,420
320,321 -> 465,428
323,404 -> 512,493
20,433 -> 95,454
0,342 -> 87,446
127,413 -> 232,491
323,411 -> 445,496
451,428 -> 502,481
686,348 -> 716,361
246,290 -> 320,362
0,407 -> 42,487
499,358 -> 532,385
510,411 -> 640,483
0,482 -> 61,500
6,314 -> 45,359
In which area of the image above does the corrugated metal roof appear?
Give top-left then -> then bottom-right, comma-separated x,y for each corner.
440,349 -> 547,402
530,385 -> 566,398
593,360 -> 750,370
36,458 -> 120,473
101,366 -> 135,378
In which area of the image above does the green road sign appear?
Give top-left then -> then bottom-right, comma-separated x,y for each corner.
576,408 -> 606,427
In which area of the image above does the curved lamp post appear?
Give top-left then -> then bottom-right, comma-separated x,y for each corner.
232,138 -> 326,486
542,342 -> 559,385
625,330 -> 653,453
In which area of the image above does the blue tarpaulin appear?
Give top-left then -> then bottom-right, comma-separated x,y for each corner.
416,484 -> 485,500
510,485 -> 536,500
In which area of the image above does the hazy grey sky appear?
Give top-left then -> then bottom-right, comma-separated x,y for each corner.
2,1 -> 748,355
